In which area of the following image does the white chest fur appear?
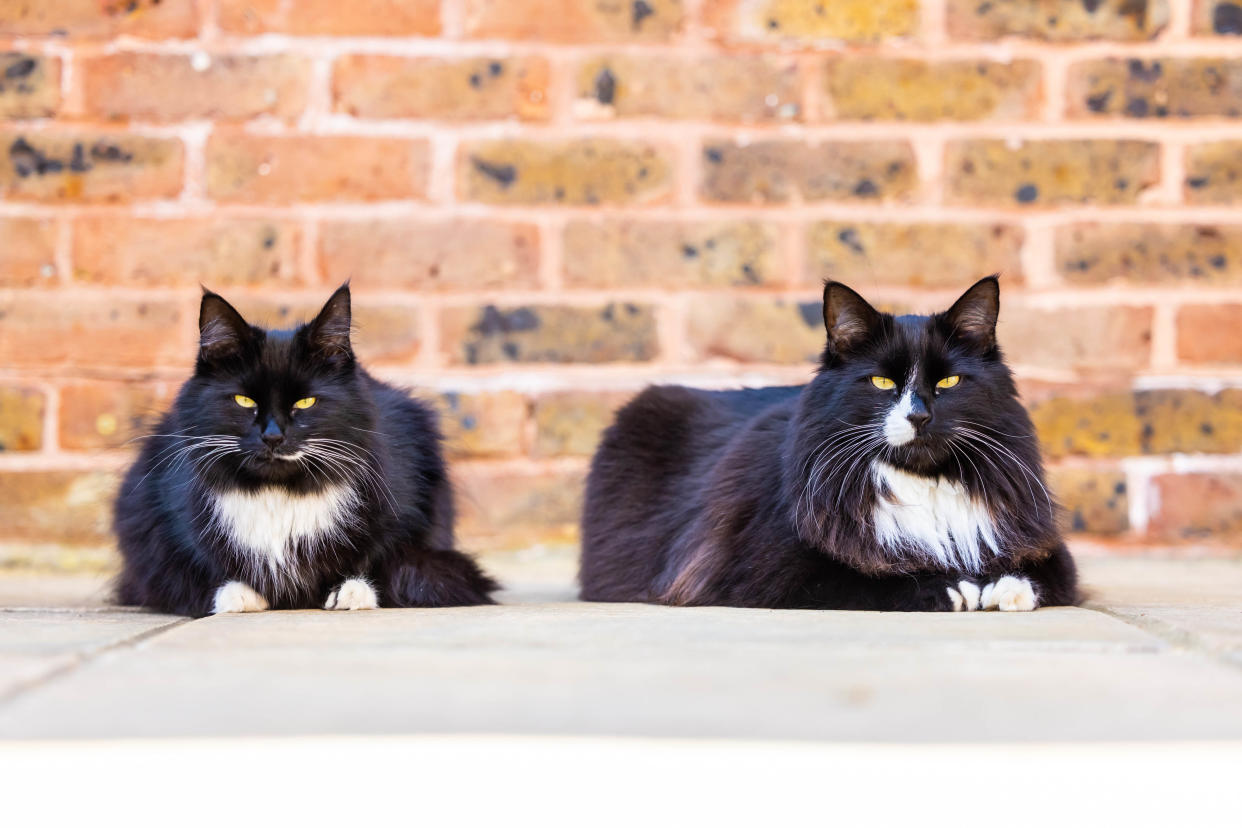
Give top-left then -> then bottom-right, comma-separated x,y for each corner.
209,484 -> 357,571
871,461 -> 999,573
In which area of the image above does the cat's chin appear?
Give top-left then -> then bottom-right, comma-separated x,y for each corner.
882,440 -> 955,478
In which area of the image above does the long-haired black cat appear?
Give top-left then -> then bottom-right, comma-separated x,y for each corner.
115,285 -> 498,616
580,277 -> 1077,612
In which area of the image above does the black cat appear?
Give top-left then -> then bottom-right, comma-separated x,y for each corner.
580,277 -> 1077,612
115,285 -> 498,616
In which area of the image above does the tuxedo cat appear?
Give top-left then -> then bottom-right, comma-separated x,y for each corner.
580,277 -> 1077,612
115,285 -> 498,616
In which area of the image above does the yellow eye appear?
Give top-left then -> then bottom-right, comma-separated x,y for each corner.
936,376 -> 961,389
870,376 -> 896,390
234,395 -> 257,409
293,397 -> 317,410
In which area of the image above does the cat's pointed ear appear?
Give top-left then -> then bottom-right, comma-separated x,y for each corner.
823,282 -> 881,354
198,289 -> 252,361
306,283 -> 353,363
944,275 -> 1000,349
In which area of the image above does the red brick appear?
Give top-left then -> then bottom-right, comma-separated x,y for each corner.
0,297 -> 186,370
206,133 -> 429,204
1067,58 -> 1242,119
563,220 -> 781,288
532,390 -> 632,457
334,56 -> 549,121
0,385 -> 44,452
58,380 -> 176,451
1192,1 -> 1242,35
700,140 -> 916,204
82,53 -> 311,123
703,0 -> 919,44
825,58 -> 1042,121
0,0 -> 197,38
454,463 -> 586,547
434,391 -> 529,459
1177,305 -> 1242,365
686,297 -> 824,363
240,298 -> 422,367
0,470 -> 116,544
808,222 -> 1024,287
1047,467 -> 1129,535
1149,473 -> 1242,542
0,131 -> 183,203
998,306 -> 1153,371
219,0 -> 440,36
574,55 -> 801,122
0,54 -> 60,119
1185,142 -> 1242,204
947,0 -> 1169,41
1056,224 -> 1242,285
0,217 -> 57,287
319,219 -> 539,291
73,217 -> 301,287
462,0 -> 684,42
442,304 -> 658,365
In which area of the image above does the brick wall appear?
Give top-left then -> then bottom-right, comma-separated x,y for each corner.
1,0 -> 1241,571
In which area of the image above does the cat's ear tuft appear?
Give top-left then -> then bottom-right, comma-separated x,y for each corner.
944,275 -> 1000,349
198,290 -> 252,361
306,283 -> 353,363
823,282 -> 881,354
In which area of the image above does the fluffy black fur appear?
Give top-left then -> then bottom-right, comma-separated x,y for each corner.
115,285 -> 498,616
580,277 -> 1078,611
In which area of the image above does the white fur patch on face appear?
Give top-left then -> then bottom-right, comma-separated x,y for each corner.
883,386 -> 917,447
981,575 -> 1038,612
209,483 -> 357,575
871,461 -> 999,574
324,577 -> 379,611
212,581 -> 269,614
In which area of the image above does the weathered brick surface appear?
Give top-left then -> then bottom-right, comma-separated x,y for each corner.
0,386 -> 44,452
0,297 -> 186,370
1067,58 -> 1242,119
58,380 -> 176,451
687,297 -> 823,363
1048,467 -> 1129,535
443,304 -> 659,365
808,222 -> 1025,287
998,306 -> 1153,371
460,139 -> 673,205
1185,142 -> 1242,204
462,0 -> 684,42
0,217 -> 57,287
0,131 -> 183,202
454,464 -> 587,546
434,391 -> 529,459
0,471 -> 116,544
1135,389 -> 1242,454
704,0 -> 919,43
533,390 -> 633,457
1056,224 -> 1242,285
335,56 -> 550,121
0,54 -> 60,119
1193,0 -> 1242,34
320,220 -> 540,290
73,217 -> 301,287
575,55 -> 801,122
1149,473 -> 1242,541
563,220 -> 781,288
700,140 -> 916,204
1031,392 -> 1141,459
947,0 -> 1169,41
825,59 -> 1042,122
82,54 -> 311,123
0,0 -> 197,38
206,133 -> 429,203
1177,305 -> 1242,364
240,298 -> 423,366
945,140 -> 1160,207
219,0 -> 441,36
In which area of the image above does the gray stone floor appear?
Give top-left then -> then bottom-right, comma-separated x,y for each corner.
1,556 -> 1240,742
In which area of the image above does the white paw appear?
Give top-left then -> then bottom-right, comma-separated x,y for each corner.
212,581 -> 269,614
980,575 -> 1038,612
324,577 -> 379,611
946,580 -> 981,612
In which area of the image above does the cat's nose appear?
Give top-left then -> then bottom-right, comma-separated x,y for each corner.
261,419 -> 285,448
906,397 -> 932,432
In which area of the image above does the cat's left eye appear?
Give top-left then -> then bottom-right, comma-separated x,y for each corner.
234,395 -> 257,409
293,397 -> 317,410
936,376 -> 961,389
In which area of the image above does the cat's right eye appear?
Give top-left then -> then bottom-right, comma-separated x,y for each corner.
870,376 -> 896,390
234,395 -> 257,409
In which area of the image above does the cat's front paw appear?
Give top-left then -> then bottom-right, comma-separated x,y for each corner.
946,580 -> 981,612
212,581 -> 269,614
324,578 -> 379,611
981,575 -> 1038,612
